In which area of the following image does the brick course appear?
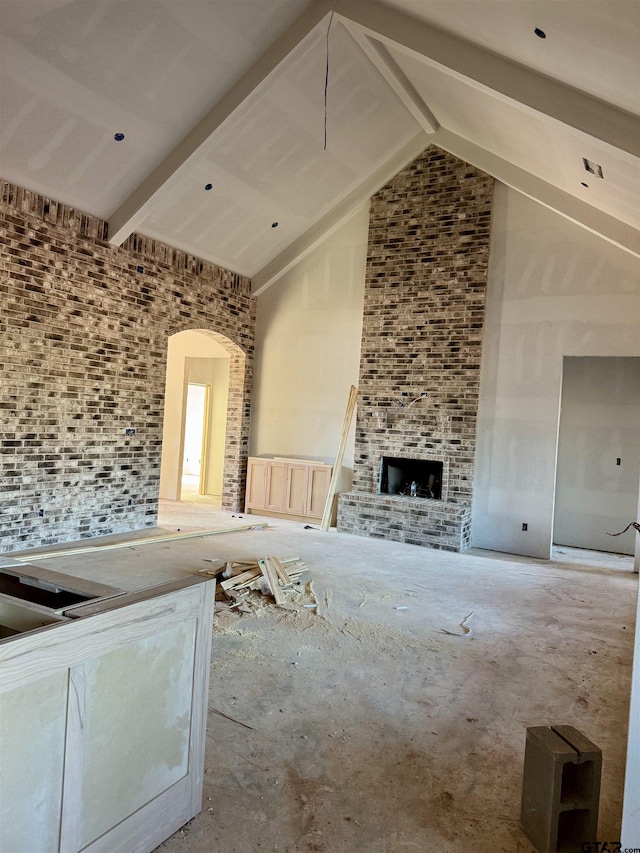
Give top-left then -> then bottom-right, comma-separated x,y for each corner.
0,182 -> 255,552
338,146 -> 493,551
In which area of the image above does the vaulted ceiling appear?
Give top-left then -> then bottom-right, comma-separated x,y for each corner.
1,0 -> 639,294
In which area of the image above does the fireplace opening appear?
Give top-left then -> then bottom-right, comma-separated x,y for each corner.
379,456 -> 443,499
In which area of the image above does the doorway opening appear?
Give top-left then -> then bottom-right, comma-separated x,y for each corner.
553,356 -> 640,558
160,329 -> 246,510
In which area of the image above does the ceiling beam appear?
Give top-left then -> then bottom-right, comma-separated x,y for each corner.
251,130 -> 432,295
434,128 -> 640,259
345,28 -> 439,136
107,0 -> 336,247
335,0 -> 640,160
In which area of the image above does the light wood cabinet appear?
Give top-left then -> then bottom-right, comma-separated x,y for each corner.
245,457 -> 269,509
245,457 -> 332,520
266,460 -> 288,511
0,564 -> 215,853
306,465 -> 332,517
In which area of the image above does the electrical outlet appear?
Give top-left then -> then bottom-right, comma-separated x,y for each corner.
616,458 -> 621,465
38,508 -> 44,517
127,498 -> 133,507
522,523 -> 528,531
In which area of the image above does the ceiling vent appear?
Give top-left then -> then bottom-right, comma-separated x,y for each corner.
582,158 -> 604,179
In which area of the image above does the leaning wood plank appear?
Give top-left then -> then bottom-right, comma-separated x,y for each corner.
11,524 -> 269,562
258,558 -> 285,605
265,556 -> 285,591
257,558 -> 275,597
266,558 -> 287,605
269,555 -> 292,585
321,385 -> 358,531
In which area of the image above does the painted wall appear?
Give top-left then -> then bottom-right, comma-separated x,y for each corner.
554,357 -> 640,555
473,184 -> 640,559
159,332 -> 229,501
250,204 -> 369,474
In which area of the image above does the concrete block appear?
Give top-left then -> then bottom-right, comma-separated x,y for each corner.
520,725 -> 601,853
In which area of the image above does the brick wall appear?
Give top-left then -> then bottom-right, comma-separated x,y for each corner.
338,146 -> 493,550
0,182 -> 255,552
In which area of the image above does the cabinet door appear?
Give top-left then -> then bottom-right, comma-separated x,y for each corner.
286,464 -> 309,515
0,578 -> 214,853
266,462 -> 287,511
245,458 -> 268,510
306,465 -> 332,518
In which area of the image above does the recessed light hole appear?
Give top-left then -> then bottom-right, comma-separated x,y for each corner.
581,182 -> 589,188
534,27 -> 546,38
271,222 -> 279,228
204,183 -> 213,191
582,157 -> 604,179
114,132 -> 125,142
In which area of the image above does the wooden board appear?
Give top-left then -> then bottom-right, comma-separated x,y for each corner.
258,558 -> 285,605
321,385 -> 358,531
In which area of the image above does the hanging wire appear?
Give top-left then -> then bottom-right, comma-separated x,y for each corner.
324,6 -> 336,151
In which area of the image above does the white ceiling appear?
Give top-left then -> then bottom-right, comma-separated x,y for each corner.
1,0 -> 639,291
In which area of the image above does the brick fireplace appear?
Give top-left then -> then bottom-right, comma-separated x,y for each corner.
337,146 -> 494,551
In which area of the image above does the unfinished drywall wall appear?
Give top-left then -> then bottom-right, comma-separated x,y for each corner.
250,204 -> 368,472
473,184 -> 640,559
0,183 -> 254,552
554,357 -> 640,555
159,332 -> 230,501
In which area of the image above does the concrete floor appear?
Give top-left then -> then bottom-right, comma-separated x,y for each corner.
19,501 -> 638,852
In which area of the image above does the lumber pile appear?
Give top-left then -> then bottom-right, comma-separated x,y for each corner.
200,556 -> 309,611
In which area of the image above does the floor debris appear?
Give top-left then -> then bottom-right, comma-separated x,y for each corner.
207,706 -> 254,730
203,555 -> 310,612
440,610 -> 475,636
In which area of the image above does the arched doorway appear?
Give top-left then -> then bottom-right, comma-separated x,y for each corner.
159,329 -> 248,512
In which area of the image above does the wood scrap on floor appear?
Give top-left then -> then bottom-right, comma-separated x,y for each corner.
440,610 -> 475,637
201,556 -> 309,613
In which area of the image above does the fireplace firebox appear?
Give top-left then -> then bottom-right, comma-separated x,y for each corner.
378,457 -> 443,499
